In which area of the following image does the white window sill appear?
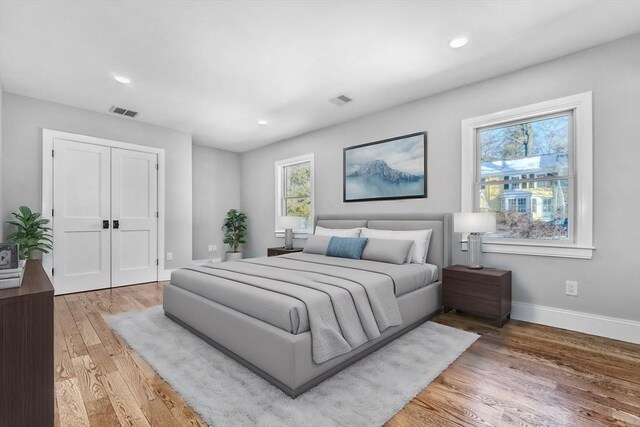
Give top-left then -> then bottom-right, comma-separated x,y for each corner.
274,231 -> 311,239
461,240 -> 594,259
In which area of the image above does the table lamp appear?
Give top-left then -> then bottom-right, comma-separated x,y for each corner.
454,213 -> 496,269
278,216 -> 301,249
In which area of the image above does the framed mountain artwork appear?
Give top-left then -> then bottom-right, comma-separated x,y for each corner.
343,132 -> 427,202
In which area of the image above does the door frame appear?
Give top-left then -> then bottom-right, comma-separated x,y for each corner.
42,129 -> 166,285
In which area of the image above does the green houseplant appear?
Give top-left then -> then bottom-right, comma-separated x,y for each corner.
6,206 -> 53,260
222,209 -> 247,261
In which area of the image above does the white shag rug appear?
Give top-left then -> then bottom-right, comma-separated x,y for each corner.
107,306 -> 478,427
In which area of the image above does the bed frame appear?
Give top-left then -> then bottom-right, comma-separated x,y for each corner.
163,213 -> 452,397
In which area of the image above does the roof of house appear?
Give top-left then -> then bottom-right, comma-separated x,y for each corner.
481,153 -> 568,176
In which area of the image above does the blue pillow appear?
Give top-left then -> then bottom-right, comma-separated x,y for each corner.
326,237 -> 368,259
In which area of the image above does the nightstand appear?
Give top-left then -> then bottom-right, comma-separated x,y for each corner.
443,265 -> 512,326
267,247 -> 303,257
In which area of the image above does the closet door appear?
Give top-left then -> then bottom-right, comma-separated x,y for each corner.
111,148 -> 158,287
52,139 -> 111,294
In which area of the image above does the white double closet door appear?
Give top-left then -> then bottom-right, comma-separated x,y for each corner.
52,139 -> 158,294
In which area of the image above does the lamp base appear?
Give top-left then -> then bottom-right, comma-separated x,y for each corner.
466,232 -> 484,270
284,229 -> 294,250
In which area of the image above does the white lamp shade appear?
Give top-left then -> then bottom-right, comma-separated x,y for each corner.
277,216 -> 302,230
454,213 -> 496,233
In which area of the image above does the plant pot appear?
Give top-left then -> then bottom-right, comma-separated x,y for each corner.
225,251 -> 243,262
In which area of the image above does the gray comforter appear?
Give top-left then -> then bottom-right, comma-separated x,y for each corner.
171,253 -> 407,363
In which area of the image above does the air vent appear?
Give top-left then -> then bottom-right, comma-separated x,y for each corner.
109,105 -> 138,118
329,94 -> 353,106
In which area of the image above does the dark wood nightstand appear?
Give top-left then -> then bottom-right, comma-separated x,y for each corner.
443,264 -> 512,326
267,247 -> 303,257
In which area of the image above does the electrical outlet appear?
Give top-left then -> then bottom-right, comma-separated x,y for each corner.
208,245 -> 213,252
566,280 -> 578,296
166,252 -> 173,261
212,245 -> 217,252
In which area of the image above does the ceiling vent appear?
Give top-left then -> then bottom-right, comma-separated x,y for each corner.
109,105 -> 138,118
329,94 -> 353,106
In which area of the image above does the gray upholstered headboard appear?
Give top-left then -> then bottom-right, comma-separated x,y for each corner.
315,213 -> 452,279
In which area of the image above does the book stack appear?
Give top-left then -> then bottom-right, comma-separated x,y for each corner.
0,260 -> 26,290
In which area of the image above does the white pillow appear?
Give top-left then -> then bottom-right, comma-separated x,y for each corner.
359,228 -> 432,264
314,226 -> 362,238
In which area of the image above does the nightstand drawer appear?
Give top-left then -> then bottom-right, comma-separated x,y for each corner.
443,291 -> 500,317
443,269 -> 502,285
443,278 -> 499,301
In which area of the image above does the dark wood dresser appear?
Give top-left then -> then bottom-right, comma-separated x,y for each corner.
443,264 -> 512,327
0,260 -> 54,427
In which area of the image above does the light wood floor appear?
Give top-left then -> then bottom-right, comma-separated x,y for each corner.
54,282 -> 640,426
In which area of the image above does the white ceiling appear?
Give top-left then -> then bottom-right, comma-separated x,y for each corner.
0,1 -> 638,152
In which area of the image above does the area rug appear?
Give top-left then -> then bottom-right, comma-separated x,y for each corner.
107,306 -> 478,426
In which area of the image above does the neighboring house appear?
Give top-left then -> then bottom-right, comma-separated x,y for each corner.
479,153 -> 568,222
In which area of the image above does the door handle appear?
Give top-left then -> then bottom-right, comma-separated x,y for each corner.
113,220 -> 120,229
103,220 -> 109,229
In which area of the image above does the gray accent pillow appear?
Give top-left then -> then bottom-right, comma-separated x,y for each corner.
302,235 -> 332,255
361,238 -> 414,265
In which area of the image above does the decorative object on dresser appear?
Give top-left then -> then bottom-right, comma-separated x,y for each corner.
267,246 -> 303,257
5,205 -> 53,260
453,212 -> 496,269
278,215 -> 302,249
0,260 -> 26,289
343,132 -> 427,202
222,208 -> 247,261
0,243 -> 19,269
443,264 -> 511,326
0,260 -> 54,426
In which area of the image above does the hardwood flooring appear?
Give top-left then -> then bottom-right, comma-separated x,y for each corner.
54,282 -> 640,426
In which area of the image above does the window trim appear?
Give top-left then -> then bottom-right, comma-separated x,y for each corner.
461,92 -> 594,259
274,153 -> 315,238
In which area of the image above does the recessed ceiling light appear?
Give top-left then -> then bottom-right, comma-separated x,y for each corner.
449,37 -> 469,49
257,120 -> 268,125
113,75 -> 131,84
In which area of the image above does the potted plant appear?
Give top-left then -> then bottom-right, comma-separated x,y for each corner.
5,206 -> 53,260
222,209 -> 247,261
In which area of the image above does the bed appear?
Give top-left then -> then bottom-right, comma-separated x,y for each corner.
163,213 -> 451,397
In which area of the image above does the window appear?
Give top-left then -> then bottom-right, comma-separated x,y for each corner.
275,154 -> 314,235
517,198 -> 527,213
479,112 -> 571,240
461,92 -> 594,258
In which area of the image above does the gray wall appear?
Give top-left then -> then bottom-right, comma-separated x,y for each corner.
0,83 -> 3,241
2,93 -> 193,269
241,35 -> 640,322
192,144 -> 241,260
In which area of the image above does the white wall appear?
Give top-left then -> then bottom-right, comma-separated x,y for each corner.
241,35 -> 640,326
2,93 -> 193,269
192,144 -> 241,260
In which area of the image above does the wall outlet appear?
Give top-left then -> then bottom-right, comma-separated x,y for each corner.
208,245 -> 213,252
566,280 -> 578,296
166,252 -> 173,261
212,245 -> 217,252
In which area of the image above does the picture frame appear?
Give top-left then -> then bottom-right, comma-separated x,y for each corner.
0,243 -> 19,269
343,132 -> 427,202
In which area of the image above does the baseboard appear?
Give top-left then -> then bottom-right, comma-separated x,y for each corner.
511,301 -> 640,344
